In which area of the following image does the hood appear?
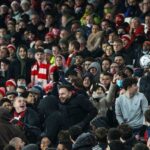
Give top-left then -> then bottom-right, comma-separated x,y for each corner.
88,62 -> 101,75
72,132 -> 96,150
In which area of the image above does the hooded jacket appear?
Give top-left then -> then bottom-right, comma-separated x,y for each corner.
88,62 -> 101,83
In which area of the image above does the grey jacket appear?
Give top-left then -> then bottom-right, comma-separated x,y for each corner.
90,82 -> 117,117
115,92 -> 148,128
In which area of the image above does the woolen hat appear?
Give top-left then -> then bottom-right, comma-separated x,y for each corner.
5,79 -> 16,87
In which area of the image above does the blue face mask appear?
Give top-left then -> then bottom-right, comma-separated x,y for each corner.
116,80 -> 123,88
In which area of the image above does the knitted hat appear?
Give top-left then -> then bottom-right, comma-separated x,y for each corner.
5,79 -> 16,87
7,44 -> 16,51
0,87 -> 6,97
121,34 -> 131,43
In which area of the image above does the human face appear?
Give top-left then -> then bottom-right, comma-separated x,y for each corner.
92,25 -> 99,34
75,55 -> 83,65
90,67 -> 97,76
16,88 -> 25,96
0,62 -> 9,71
15,138 -> 25,150
83,77 -> 91,88
113,42 -> 123,52
19,47 -> 27,59
114,56 -> 124,66
7,94 -> 16,102
40,137 -> 51,150
110,63 -> 119,74
84,61 -> 92,71
102,60 -> 110,72
2,101 -> 12,111
6,85 -> 15,92
105,45 -> 113,56
101,75 -> 112,88
56,56 -> 63,67
35,52 -> 44,63
26,93 -> 35,104
13,97 -> 26,113
59,88 -> 72,103
52,46 -> 59,56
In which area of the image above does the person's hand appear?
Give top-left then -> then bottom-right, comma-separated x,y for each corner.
112,74 -> 119,83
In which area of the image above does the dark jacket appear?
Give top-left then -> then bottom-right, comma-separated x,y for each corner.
0,108 -> 26,149
38,95 -> 63,143
139,73 -> 150,104
8,58 -> 35,84
72,132 -> 96,150
59,94 -> 97,130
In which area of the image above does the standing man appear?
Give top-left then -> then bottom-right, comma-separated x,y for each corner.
58,85 -> 97,130
115,77 -> 148,133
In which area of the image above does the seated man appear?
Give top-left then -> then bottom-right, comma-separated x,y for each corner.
115,77 -> 148,134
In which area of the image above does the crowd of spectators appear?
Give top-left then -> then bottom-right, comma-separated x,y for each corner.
0,0 -> 150,149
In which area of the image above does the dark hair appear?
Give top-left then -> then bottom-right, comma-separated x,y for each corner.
0,98 -> 11,106
117,71 -> 128,79
144,109 -> 150,123
69,40 -> 80,50
108,141 -> 126,150
107,128 -> 121,142
102,58 -> 112,64
122,77 -> 138,90
95,127 -> 108,143
103,72 -> 113,78
132,143 -> 149,150
69,126 -> 82,141
58,130 -> 72,150
118,124 -> 133,140
59,84 -> 73,91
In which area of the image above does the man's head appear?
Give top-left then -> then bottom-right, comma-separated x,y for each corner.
9,137 -> 25,150
59,85 -> 72,103
114,54 -> 125,67
107,128 -> 121,143
35,48 -> 44,63
13,96 -> 26,113
118,124 -> 133,141
113,39 -> 123,53
123,77 -> 138,94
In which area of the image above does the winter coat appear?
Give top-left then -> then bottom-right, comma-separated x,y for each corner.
12,108 -> 40,143
0,108 -> 26,149
88,62 -> 101,83
90,82 -> 117,117
59,94 -> 97,130
8,58 -> 35,84
87,31 -> 104,52
38,95 -> 62,143
139,73 -> 150,104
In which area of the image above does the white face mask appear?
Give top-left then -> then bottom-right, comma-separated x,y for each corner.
92,92 -> 105,99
